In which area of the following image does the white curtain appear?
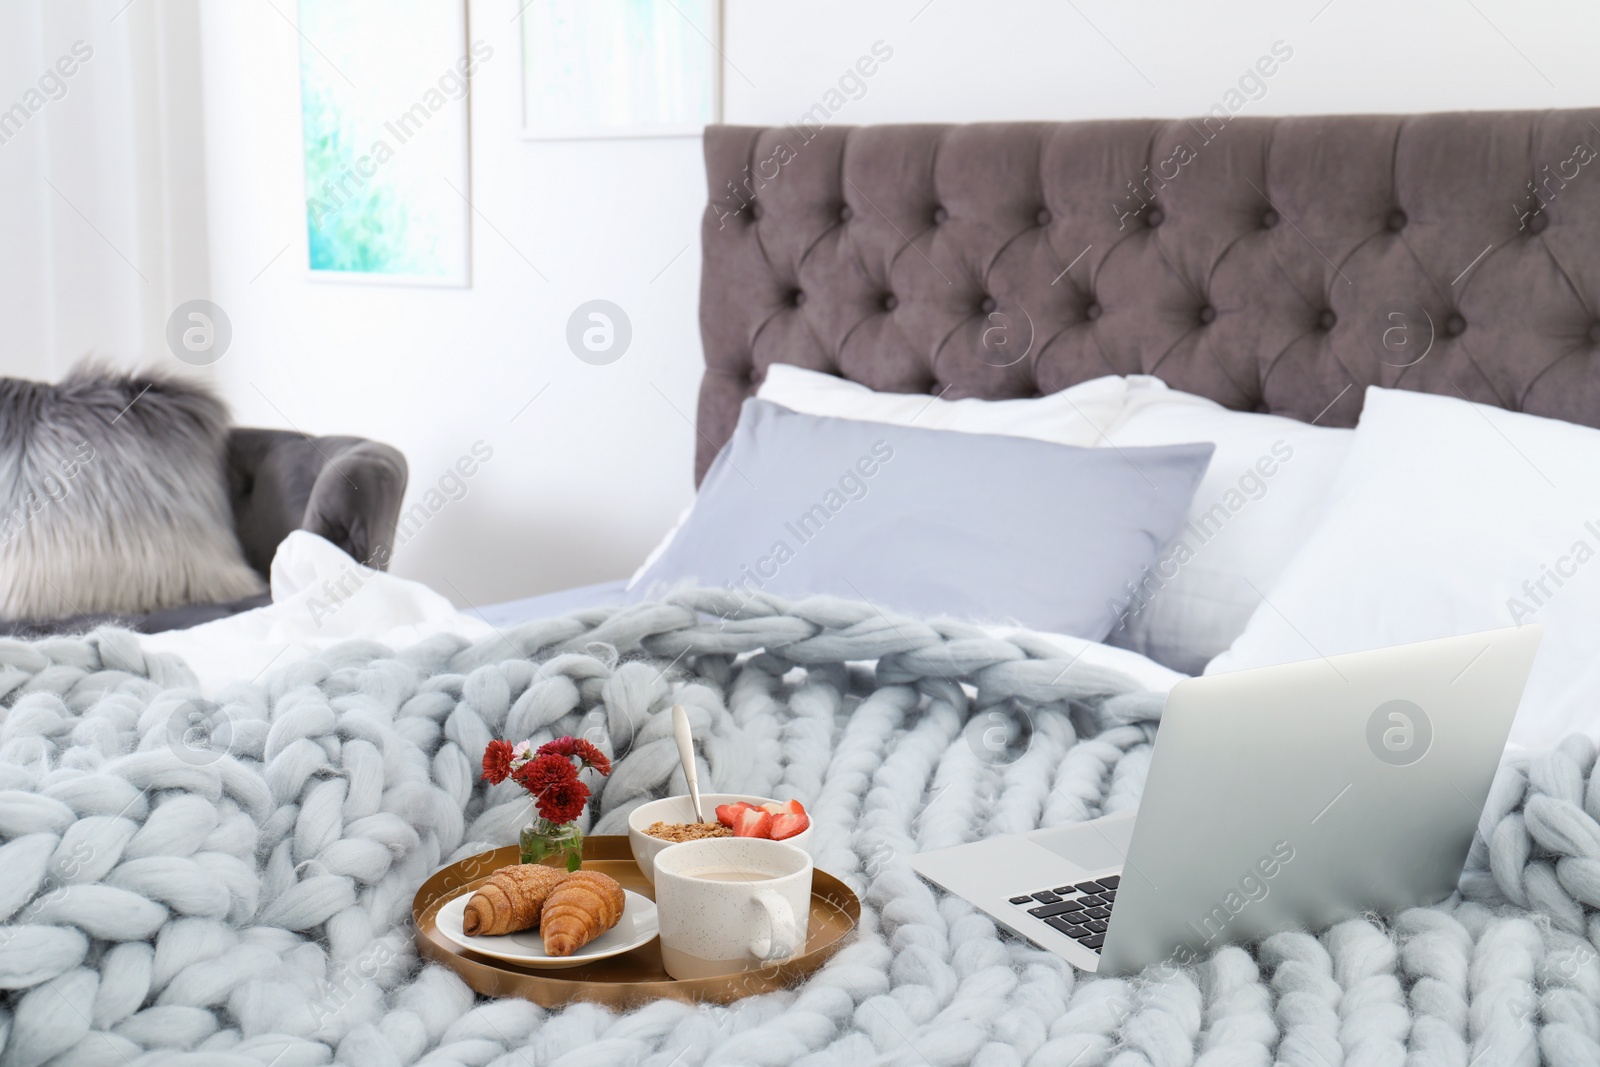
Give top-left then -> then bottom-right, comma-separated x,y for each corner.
0,0 -> 210,381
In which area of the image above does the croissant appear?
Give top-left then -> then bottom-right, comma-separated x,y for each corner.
462,864 -> 569,936
541,870 -> 626,956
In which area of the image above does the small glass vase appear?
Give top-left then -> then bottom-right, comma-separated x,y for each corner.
520,818 -> 584,871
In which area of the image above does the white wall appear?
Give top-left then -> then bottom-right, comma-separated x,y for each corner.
722,0 -> 1595,125
25,0 -> 1598,607
198,1 -> 706,610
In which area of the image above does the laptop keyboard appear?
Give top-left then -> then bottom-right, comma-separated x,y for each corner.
1007,875 -> 1120,953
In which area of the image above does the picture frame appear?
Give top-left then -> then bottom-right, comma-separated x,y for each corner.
519,0 -> 722,141
297,0 -> 475,287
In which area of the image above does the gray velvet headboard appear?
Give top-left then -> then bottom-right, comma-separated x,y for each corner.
695,112 -> 1600,483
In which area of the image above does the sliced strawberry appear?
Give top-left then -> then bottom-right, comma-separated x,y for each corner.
779,799 -> 806,816
733,808 -> 772,838
770,813 -> 809,840
715,803 -> 753,828
759,802 -> 783,815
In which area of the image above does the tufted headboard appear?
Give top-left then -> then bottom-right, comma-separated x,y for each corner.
695,112 -> 1600,483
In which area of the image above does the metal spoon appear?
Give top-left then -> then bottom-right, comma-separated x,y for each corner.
672,703 -> 706,823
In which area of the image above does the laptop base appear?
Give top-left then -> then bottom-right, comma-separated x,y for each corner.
910,812 -> 1134,973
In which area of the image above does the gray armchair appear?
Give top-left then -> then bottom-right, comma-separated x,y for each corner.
226,428 -> 409,582
2,428 -> 408,637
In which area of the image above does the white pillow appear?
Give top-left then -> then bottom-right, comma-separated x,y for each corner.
1098,377 -> 1353,673
630,365 -> 1131,588
1207,386 -> 1600,751
640,367 -> 1356,664
756,363 -> 1129,444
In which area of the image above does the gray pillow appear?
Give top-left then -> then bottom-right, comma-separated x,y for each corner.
632,399 -> 1214,639
0,364 -> 266,621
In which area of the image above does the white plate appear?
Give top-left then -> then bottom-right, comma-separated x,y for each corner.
434,887 -> 658,969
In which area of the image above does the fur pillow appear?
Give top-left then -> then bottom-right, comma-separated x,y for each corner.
0,364 -> 266,621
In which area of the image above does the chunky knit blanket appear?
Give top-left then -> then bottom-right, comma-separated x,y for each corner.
0,590 -> 1595,1067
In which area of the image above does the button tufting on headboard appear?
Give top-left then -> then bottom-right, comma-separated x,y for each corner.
695,114 -> 1600,484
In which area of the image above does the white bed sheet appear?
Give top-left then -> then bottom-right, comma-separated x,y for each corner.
140,531 -> 495,695
470,579 -> 628,628
139,534 -> 1184,700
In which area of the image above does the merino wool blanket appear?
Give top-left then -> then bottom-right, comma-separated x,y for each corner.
0,590 -> 1594,1067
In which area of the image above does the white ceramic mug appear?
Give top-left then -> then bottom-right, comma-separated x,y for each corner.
653,837 -> 813,980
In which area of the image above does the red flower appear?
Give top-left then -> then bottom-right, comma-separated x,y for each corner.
481,739 -> 515,785
537,735 -> 612,777
537,777 -> 591,824
514,753 -> 593,824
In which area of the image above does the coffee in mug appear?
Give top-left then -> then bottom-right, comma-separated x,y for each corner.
686,868 -> 777,883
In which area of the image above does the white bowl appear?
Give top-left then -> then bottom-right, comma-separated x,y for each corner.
627,793 -> 814,884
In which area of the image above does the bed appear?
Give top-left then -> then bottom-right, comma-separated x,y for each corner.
494,110 -> 1600,642
10,110 -> 1600,1066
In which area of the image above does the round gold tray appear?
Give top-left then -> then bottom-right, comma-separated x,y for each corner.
412,836 -> 861,1008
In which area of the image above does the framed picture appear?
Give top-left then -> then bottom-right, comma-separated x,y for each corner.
520,0 -> 721,140
297,0 -> 475,286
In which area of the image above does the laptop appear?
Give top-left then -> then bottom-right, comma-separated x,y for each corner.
910,626 -> 1541,975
